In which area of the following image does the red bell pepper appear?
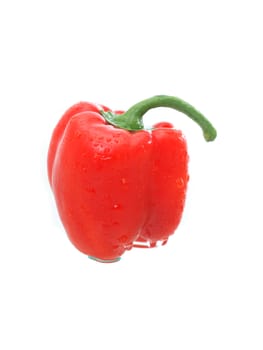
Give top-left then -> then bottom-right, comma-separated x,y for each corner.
48,95 -> 216,263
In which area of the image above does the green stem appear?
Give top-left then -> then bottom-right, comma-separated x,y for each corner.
100,95 -> 217,142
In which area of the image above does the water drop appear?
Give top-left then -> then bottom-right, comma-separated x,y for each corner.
176,177 -> 185,189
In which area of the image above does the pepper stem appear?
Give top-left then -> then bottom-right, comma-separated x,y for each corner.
100,95 -> 217,141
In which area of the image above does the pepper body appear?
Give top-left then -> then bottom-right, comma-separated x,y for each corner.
48,102 -> 188,261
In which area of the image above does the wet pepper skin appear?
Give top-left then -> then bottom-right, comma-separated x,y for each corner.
48,95 -> 216,262
48,102 -> 188,261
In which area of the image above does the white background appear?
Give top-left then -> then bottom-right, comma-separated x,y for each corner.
1,0 -> 263,349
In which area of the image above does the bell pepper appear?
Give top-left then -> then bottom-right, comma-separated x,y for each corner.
48,95 -> 216,263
